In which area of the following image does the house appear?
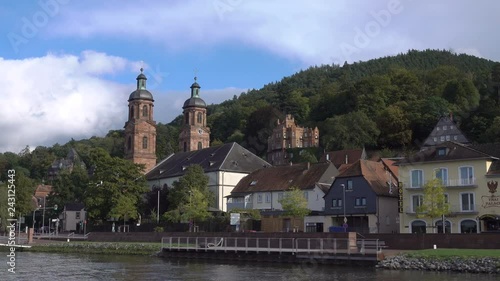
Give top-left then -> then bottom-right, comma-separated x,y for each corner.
421,115 -> 469,149
145,142 -> 270,212
319,148 -> 367,168
47,148 -> 87,180
61,203 -> 86,233
323,159 -> 399,233
396,141 -> 500,233
32,184 -> 52,209
227,162 -> 338,232
267,114 -> 319,165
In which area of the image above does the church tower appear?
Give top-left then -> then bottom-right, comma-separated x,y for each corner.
178,77 -> 210,152
124,68 -> 157,172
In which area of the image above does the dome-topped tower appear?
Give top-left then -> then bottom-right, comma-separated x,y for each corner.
124,68 -> 157,173
179,77 -> 210,152
183,77 -> 206,108
129,68 -> 154,101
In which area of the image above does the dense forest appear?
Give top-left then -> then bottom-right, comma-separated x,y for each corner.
1,49 -> 500,185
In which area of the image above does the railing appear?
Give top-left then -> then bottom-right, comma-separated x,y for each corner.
406,204 -> 478,214
67,232 -> 75,238
403,178 -> 477,189
161,237 -> 384,256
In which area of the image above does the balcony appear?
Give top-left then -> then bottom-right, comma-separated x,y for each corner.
403,178 -> 477,190
405,204 -> 478,215
227,201 -> 253,211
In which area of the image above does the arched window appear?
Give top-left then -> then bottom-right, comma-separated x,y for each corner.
411,220 -> 426,234
183,142 -> 187,152
197,112 -> 203,124
198,142 -> 202,150
142,136 -> 148,149
129,106 -> 134,120
185,113 -> 189,125
127,136 -> 132,151
142,105 -> 148,117
460,219 -> 477,233
435,220 -> 451,233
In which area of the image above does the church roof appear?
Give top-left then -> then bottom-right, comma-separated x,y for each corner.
422,116 -> 469,147
128,68 -> 154,101
183,97 -> 206,108
145,142 -> 271,180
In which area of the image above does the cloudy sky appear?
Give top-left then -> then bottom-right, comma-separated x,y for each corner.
1,0 -> 499,153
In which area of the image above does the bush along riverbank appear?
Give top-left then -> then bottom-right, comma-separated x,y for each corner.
377,255 -> 500,274
27,242 -> 162,256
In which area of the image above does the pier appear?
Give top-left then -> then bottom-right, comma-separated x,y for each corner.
160,236 -> 386,264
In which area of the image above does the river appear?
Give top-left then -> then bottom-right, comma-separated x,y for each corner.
1,252 -> 497,281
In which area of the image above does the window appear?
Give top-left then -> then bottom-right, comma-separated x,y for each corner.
332,198 -> 342,208
433,137 -> 437,142
265,193 -> 271,203
346,180 -> 353,190
75,212 -> 81,220
434,168 -> 448,186
450,125 -> 454,129
127,136 -> 132,151
142,136 -> 148,149
435,220 -> 451,233
250,180 -> 258,186
411,220 -> 426,234
454,136 -> 458,140
460,219 -> 477,233
355,197 -> 367,206
461,193 -> 474,211
436,127 -> 440,131
445,135 -> 450,141
142,105 -> 148,117
197,112 -> 203,124
278,192 -> 283,201
459,166 -> 474,185
440,136 -> 445,141
443,125 -> 447,130
257,194 -> 263,203
198,142 -> 202,150
410,170 -> 423,188
437,147 -> 446,156
129,107 -> 134,120
303,191 -> 308,200
184,113 -> 189,125
411,194 -> 423,213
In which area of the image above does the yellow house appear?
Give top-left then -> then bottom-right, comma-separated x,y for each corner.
397,142 -> 500,233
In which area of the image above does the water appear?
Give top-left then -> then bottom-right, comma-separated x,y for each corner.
0,252 -> 497,281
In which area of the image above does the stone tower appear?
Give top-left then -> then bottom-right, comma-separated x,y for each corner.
178,77 -> 210,152
124,68 -> 157,172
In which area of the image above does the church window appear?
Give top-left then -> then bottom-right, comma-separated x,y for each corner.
127,136 -> 132,151
129,107 -> 134,120
142,136 -> 148,149
142,105 -> 148,117
197,112 -> 203,124
198,142 -> 202,150
184,142 -> 187,152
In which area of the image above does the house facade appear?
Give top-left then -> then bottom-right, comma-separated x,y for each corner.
397,142 -> 500,233
227,162 -> 338,232
146,142 -> 270,212
323,159 -> 399,233
61,203 -> 86,233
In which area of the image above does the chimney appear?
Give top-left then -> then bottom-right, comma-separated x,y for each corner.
449,112 -> 453,121
345,154 -> 348,164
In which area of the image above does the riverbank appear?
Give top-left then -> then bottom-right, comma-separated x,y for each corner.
377,249 -> 500,274
15,241 -> 162,256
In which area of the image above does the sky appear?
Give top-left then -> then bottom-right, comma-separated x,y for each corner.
0,0 -> 499,153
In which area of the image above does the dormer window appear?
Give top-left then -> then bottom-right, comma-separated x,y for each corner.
437,147 -> 447,156
443,126 -> 447,130
250,180 -> 258,186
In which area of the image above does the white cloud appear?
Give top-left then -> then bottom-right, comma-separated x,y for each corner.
0,51 -> 246,153
46,0 -> 500,65
0,51 -> 138,153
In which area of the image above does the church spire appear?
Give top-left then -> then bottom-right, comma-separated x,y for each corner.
190,76 -> 200,98
136,68 -> 147,90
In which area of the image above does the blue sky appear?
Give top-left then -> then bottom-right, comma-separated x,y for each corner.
1,0 -> 499,153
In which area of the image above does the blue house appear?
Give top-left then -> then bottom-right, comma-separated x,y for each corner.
323,159 -> 399,233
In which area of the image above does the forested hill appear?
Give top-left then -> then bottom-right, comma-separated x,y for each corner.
2,49 -> 499,184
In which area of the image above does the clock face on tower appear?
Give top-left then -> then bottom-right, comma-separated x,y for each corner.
198,128 -> 204,135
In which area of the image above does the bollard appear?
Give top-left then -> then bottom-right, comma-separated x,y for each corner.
433,244 -> 437,250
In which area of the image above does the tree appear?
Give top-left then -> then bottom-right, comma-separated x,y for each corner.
279,186 -> 311,219
416,179 -> 450,233
164,165 -> 214,230
48,166 -> 89,214
322,111 -> 380,150
83,148 -> 148,223
377,105 -> 412,148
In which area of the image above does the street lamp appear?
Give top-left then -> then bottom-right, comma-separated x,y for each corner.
341,184 -> 347,232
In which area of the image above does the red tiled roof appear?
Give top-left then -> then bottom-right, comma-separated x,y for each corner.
34,184 -> 52,198
380,158 -> 399,178
232,162 -> 336,193
320,149 -> 365,168
336,160 -> 398,197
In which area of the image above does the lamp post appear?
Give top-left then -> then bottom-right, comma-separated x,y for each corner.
157,188 -> 160,224
42,196 -> 46,234
341,184 -> 347,232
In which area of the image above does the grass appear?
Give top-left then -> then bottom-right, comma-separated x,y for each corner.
27,241 -> 164,256
405,249 -> 500,258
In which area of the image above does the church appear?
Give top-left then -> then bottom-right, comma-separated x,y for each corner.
124,69 -> 270,212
